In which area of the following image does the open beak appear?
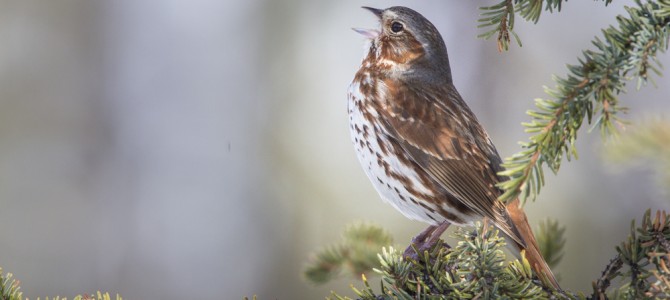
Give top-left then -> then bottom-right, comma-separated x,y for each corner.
352,6 -> 383,39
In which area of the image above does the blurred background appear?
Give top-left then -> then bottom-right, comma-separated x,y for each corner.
0,0 -> 669,299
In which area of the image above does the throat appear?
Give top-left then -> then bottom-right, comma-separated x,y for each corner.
379,37 -> 425,65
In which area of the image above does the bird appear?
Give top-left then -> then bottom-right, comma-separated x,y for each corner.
347,6 -> 560,289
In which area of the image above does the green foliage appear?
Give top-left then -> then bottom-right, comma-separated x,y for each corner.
0,268 -> 120,300
537,219 -> 566,269
68,292 -> 121,300
604,118 -> 670,193
478,0 -> 613,51
0,268 -> 22,300
304,223 -> 393,284
478,0 -> 520,52
496,0 -> 670,205
328,222 -> 566,299
321,211 -> 670,299
590,210 -> 670,299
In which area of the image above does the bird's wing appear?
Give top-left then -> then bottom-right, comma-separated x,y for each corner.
377,80 -> 525,247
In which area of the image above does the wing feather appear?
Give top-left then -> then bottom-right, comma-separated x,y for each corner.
378,80 -> 525,247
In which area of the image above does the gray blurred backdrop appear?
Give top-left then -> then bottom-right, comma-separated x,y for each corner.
0,1 -> 669,299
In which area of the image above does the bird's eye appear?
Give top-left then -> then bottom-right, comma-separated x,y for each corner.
390,22 -> 404,33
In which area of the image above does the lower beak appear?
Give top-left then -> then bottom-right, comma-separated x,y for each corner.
352,28 -> 380,39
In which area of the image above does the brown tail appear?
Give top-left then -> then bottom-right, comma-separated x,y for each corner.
505,198 -> 561,290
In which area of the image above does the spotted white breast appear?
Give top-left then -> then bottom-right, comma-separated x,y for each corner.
347,72 -> 465,226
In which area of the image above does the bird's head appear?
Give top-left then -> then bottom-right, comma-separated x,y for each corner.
353,6 -> 451,76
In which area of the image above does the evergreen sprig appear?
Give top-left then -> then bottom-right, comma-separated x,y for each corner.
590,210 -> 670,299
497,0 -> 670,205
0,268 -> 119,300
303,223 -> 393,284
0,268 -> 22,300
478,0 -> 519,52
321,211 -> 670,299
478,0 -> 612,51
328,222 -> 566,300
537,219 -> 566,269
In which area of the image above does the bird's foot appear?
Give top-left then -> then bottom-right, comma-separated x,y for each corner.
403,241 -> 441,261
403,221 -> 451,261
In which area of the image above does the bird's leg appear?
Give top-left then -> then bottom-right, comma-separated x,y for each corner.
419,221 -> 450,253
403,221 -> 450,259
404,224 -> 436,259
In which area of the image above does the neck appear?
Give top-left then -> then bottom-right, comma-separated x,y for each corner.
366,39 -> 452,83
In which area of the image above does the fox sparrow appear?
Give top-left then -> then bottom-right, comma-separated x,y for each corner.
348,6 -> 560,289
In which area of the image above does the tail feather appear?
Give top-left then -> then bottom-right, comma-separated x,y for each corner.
505,198 -> 561,290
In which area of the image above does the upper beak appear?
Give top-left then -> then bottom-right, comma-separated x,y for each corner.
353,7 -> 383,39
361,6 -> 383,19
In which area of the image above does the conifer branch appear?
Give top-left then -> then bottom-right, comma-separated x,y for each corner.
592,254 -> 624,299
328,223 -> 568,299
0,268 -> 23,300
317,211 -> 670,299
478,0 -> 518,52
478,0 -> 613,51
537,219 -> 566,269
497,0 -> 670,204
587,210 -> 670,299
0,268 -> 120,300
304,223 -> 393,284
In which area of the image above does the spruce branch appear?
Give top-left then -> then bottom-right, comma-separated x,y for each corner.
537,219 -> 566,269
592,254 -> 624,299
71,293 -> 121,300
329,223 -> 567,300
0,268 -> 119,300
497,0 -> 670,205
320,211 -> 670,299
587,210 -> 670,299
0,268 -> 23,300
304,223 -> 393,284
478,0 -> 519,52
478,0 -> 613,51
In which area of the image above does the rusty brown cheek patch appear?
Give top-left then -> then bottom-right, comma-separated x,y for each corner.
381,35 -> 425,65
